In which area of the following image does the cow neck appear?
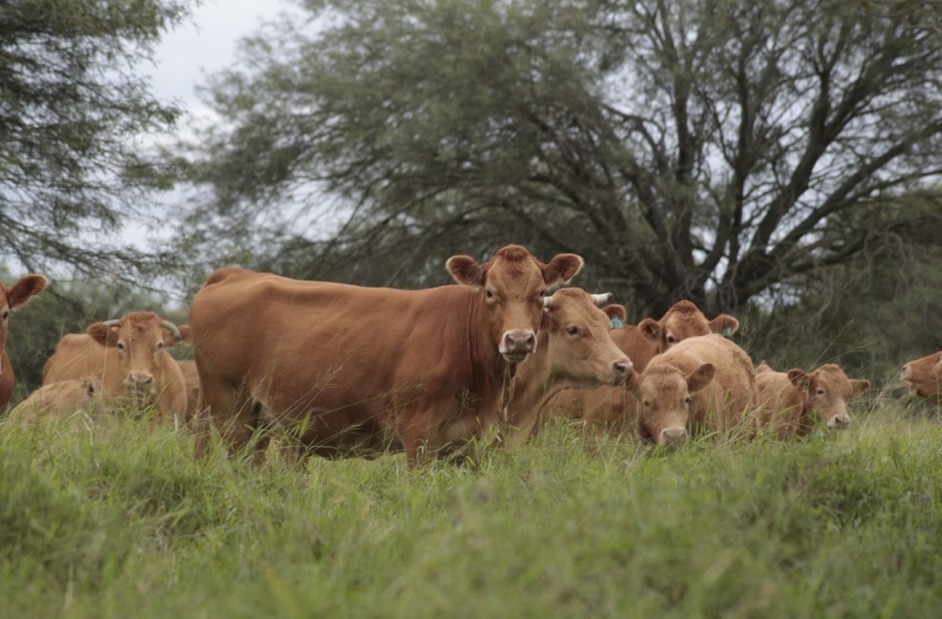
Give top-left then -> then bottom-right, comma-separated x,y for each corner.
505,329 -> 555,428
462,286 -> 516,408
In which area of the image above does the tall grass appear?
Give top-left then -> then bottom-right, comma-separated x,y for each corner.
2,395 -> 941,618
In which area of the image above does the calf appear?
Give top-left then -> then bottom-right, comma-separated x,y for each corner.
629,333 -> 755,446
43,311 -> 188,422
900,351 -> 942,403
8,378 -> 102,424
755,361 -> 870,439
0,274 -> 48,411
504,289 -> 632,441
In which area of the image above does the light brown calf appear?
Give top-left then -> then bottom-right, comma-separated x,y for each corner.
8,378 -> 103,424
755,361 -> 870,439
43,311 -> 188,422
629,333 -> 756,446
0,274 -> 48,411
504,289 -> 632,441
900,351 -> 942,404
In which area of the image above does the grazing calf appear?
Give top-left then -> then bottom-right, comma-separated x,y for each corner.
0,274 -> 48,411
43,311 -> 188,422
549,300 -> 740,432
755,361 -> 870,439
188,244 -> 584,465
504,289 -> 632,441
8,378 -> 103,424
629,334 -> 755,446
900,351 -> 942,403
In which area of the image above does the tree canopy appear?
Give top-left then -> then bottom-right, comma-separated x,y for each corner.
178,0 -> 942,316
1,0 -> 195,281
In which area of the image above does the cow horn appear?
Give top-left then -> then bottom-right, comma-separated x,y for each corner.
542,296 -> 554,309
102,319 -> 121,328
590,292 -> 614,306
161,320 -> 184,343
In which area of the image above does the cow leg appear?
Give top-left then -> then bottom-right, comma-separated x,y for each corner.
195,375 -> 261,459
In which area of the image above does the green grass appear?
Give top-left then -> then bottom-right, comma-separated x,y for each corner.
2,396 -> 942,619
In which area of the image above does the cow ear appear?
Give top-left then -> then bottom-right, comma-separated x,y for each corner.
6,274 -> 47,311
639,318 -> 660,342
686,363 -> 715,392
756,360 -> 772,374
787,369 -> 811,389
445,255 -> 484,287
87,322 -> 120,348
850,379 -> 871,398
601,305 -> 627,324
709,314 -> 739,337
177,324 -> 191,345
541,254 -> 584,289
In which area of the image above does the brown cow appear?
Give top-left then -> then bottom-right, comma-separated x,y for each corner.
504,289 -> 632,441
188,244 -> 584,465
0,274 -> 48,411
900,351 -> 942,403
754,361 -> 870,439
549,299 -> 740,430
7,378 -> 103,425
629,333 -> 756,446
42,311 -> 188,422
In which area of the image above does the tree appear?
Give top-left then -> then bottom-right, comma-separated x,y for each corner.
1,0 -> 196,282
178,0 -> 942,316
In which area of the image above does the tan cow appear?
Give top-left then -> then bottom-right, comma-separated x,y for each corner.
176,359 -> 201,425
7,378 -> 103,425
42,311 -> 188,422
0,274 -> 48,411
754,361 -> 870,439
900,351 -> 942,403
549,299 -> 740,431
188,244 -> 584,465
629,333 -> 756,446
504,289 -> 632,441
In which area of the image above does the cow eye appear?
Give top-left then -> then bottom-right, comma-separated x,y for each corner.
643,400 -> 651,407
666,334 -> 677,345
1,310 -> 8,321
485,289 -> 494,300
566,326 -> 579,336
685,396 -> 692,405
116,341 -> 126,351
816,388 -> 825,396
155,342 -> 164,350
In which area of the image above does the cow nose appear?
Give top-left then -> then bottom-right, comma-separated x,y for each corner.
829,415 -> 851,429
612,357 -> 633,383
126,371 -> 154,388
659,427 -> 687,445
501,330 -> 536,356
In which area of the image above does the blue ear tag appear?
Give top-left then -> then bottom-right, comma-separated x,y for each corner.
721,326 -> 732,337
610,316 -> 624,330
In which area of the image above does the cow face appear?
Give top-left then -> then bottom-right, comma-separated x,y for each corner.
0,274 -> 47,378
901,351 -> 942,403
87,311 -> 183,400
638,300 -> 740,352
788,364 -> 870,429
540,289 -> 632,388
631,363 -> 715,445
447,244 -> 583,363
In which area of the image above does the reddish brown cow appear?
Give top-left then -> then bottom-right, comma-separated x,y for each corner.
8,378 -> 103,424
900,351 -> 942,403
0,274 -> 48,411
548,300 -> 740,431
42,311 -> 188,422
188,244 -> 584,465
629,334 -> 756,446
754,361 -> 870,439
504,289 -> 632,441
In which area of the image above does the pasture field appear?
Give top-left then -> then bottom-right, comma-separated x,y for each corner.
2,393 -> 942,619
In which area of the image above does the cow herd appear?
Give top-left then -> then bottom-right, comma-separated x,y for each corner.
1,244 -> 940,465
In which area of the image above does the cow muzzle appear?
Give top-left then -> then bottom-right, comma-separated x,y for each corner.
500,329 -> 536,363
610,357 -> 633,385
125,371 -> 155,396
658,426 -> 688,446
827,414 -> 851,429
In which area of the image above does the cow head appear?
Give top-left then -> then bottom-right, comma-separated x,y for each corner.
446,244 -> 583,363
787,364 -> 870,430
539,289 -> 632,388
86,311 -> 184,400
638,300 -> 739,352
630,362 -> 715,446
0,274 -> 47,378
901,351 -> 942,404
